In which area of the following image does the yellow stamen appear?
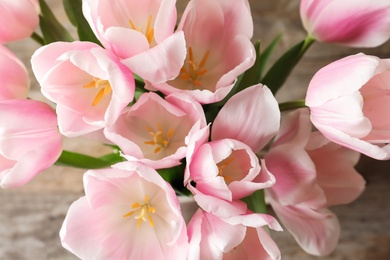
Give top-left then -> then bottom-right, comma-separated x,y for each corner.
128,15 -> 155,44
178,47 -> 210,88
144,123 -> 175,154
217,156 -> 235,183
123,195 -> 156,228
83,78 -> 112,106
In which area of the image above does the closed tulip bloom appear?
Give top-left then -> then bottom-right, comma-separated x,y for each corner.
300,0 -> 390,47
265,109 -> 365,256
0,45 -> 29,100
306,53 -> 390,160
0,0 -> 40,43
0,99 -> 62,188
187,209 -> 282,260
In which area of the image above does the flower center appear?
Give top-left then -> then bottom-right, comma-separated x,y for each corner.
179,47 -> 209,88
123,195 -> 156,228
217,156 -> 235,183
83,77 -> 112,106
129,15 -> 155,44
144,123 -> 175,154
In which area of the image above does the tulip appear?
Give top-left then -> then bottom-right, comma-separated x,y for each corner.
31,41 -> 135,138
0,99 -> 62,188
265,109 -> 365,256
148,0 -> 255,104
105,92 -> 206,169
60,161 -> 188,259
300,0 -> 390,47
83,0 -> 186,84
0,0 -> 40,43
184,84 -> 278,217
0,45 -> 29,100
187,209 -> 282,260
187,139 -> 275,201
305,53 -> 390,160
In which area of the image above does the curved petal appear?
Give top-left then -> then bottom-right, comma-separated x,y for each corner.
301,0 -> 390,47
306,53 -> 380,107
122,31 -> 186,84
271,202 -> 340,256
0,45 -> 29,100
212,84 -> 280,152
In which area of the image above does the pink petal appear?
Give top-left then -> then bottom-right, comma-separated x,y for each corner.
301,0 -> 390,47
306,53 -> 380,107
271,202 -> 340,256
212,84 -> 280,152
122,31 -> 186,84
0,45 -> 29,100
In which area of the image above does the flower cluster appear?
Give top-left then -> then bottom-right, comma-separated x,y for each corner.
1,0 -> 390,259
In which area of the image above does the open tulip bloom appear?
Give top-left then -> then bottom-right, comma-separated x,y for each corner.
4,0 -> 390,258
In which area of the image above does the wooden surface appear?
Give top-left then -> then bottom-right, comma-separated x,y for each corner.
1,0 -> 390,259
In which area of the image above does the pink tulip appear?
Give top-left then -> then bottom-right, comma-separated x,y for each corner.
83,0 -> 186,84
31,41 -> 135,138
212,84 -> 280,153
306,53 -> 390,160
187,209 -> 282,260
300,0 -> 390,47
148,0 -> 255,104
105,92 -> 206,169
0,0 -> 40,43
0,45 -> 29,100
60,161 -> 188,259
0,99 -> 62,188
187,139 -> 275,201
265,109 -> 365,256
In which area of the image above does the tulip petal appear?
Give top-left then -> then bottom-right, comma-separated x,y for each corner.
212,84 -> 280,152
122,31 -> 186,84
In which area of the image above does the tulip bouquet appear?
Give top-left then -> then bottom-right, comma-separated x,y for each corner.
1,0 -> 390,259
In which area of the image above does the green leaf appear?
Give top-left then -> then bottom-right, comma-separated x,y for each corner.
261,36 -> 315,95
279,99 -> 307,111
258,34 -> 283,80
157,163 -> 190,195
39,0 -> 74,44
55,150 -> 123,169
236,40 -> 261,92
241,189 -> 267,214
63,0 -> 101,44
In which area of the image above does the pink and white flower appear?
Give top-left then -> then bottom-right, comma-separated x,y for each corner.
31,41 -> 135,138
265,109 -> 365,256
0,0 -> 40,43
0,45 -> 29,100
105,92 -> 206,169
187,209 -> 282,260
305,53 -> 390,160
0,99 -> 62,188
60,161 -> 188,259
300,0 -> 390,47
149,0 -> 256,104
185,84 -> 278,214
187,139 -> 274,201
83,0 -> 186,84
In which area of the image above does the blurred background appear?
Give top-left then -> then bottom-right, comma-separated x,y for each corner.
1,0 -> 389,259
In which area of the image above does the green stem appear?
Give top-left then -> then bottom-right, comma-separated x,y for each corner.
55,150 -> 123,169
279,99 -> 307,111
30,32 -> 45,46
